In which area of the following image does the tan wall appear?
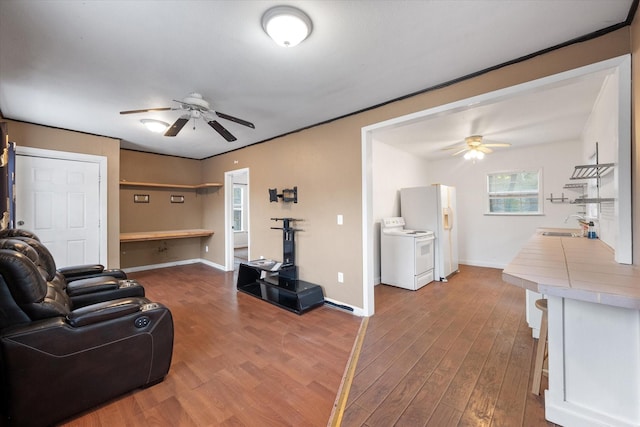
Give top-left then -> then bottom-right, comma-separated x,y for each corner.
3,120 -> 121,268
119,150 -> 212,268
201,28 -> 631,309
2,26 -> 633,308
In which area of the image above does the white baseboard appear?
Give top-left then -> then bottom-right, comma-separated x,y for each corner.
458,259 -> 508,270
123,258 -> 226,273
324,297 -> 365,317
198,258 -> 227,271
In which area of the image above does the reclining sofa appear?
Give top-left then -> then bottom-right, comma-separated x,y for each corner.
0,231 -> 174,426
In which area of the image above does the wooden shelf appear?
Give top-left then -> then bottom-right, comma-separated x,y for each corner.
120,229 -> 214,242
120,181 -> 222,189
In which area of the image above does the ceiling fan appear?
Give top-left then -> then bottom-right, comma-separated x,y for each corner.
444,135 -> 511,159
120,92 -> 255,142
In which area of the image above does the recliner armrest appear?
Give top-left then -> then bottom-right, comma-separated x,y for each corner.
101,268 -> 127,280
57,264 -> 104,279
66,277 -> 119,296
67,299 -> 141,327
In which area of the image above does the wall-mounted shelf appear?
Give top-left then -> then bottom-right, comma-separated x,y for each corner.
563,183 -> 587,190
572,198 -> 615,204
120,228 -> 214,243
546,193 -> 569,203
570,163 -> 615,180
120,181 -> 222,189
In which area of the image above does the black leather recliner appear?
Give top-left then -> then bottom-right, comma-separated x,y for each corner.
0,231 -> 145,307
0,248 -> 174,427
0,228 -> 129,281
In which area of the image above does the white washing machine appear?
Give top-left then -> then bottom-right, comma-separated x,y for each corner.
381,217 -> 435,290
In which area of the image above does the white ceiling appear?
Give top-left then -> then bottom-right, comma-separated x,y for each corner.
0,1 -> 634,160
372,68 -> 614,159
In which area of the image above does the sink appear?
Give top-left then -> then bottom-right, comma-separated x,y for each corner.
541,231 -> 580,237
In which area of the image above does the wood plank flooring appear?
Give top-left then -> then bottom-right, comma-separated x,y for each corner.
59,263 -> 554,426
60,263 -> 362,426
342,265 -> 555,427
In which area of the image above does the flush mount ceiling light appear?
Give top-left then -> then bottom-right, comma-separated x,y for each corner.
140,119 -> 170,133
262,5 -> 312,47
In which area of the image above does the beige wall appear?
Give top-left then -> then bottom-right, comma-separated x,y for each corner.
119,150 -> 212,268
3,120 -> 122,268
1,25 -> 634,310
201,28 -> 632,310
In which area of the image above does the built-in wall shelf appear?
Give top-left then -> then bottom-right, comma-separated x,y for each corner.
120,181 -> 222,189
570,163 -> 615,180
120,229 -> 214,243
563,183 -> 587,190
572,198 -> 615,204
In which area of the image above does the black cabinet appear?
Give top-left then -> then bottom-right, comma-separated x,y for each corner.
236,263 -> 324,315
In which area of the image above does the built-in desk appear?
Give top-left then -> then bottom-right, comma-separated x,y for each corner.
120,229 -> 214,242
503,229 -> 640,427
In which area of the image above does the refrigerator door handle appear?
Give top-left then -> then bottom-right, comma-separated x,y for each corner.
443,207 -> 453,230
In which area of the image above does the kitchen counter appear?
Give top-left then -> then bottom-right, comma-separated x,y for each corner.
503,229 -> 640,427
503,228 -> 640,309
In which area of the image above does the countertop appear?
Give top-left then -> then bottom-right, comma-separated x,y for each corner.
502,228 -> 640,310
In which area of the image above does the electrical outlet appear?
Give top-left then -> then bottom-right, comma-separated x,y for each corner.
205,245 -> 209,253
338,272 -> 344,283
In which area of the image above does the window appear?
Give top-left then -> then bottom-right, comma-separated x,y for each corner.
486,170 -> 543,215
233,185 -> 244,231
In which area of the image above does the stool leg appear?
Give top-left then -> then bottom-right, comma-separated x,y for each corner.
531,309 -> 548,395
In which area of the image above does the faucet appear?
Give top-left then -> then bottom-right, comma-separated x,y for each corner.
564,214 -> 586,223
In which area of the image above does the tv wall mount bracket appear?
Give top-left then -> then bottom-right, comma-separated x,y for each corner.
269,186 -> 297,203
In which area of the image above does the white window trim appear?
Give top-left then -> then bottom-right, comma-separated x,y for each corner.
233,184 -> 245,232
485,168 -> 544,216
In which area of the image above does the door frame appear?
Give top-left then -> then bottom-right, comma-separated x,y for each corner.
361,55 -> 631,317
224,167 -> 250,271
16,146 -> 108,266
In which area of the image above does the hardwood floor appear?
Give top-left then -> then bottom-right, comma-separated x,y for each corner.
60,263 -> 554,426
61,263 -> 362,426
342,265 -> 555,427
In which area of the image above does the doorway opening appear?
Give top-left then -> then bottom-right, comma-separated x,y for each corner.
224,168 -> 250,271
361,55 -> 631,317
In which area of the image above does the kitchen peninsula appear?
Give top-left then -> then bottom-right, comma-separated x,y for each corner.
503,229 -> 640,427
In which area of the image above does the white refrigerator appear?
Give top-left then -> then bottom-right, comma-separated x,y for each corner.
400,184 -> 459,281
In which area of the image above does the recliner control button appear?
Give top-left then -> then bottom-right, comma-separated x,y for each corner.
134,316 -> 150,328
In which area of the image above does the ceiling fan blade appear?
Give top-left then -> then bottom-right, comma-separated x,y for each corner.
164,117 -> 189,137
478,146 -> 493,153
120,107 -> 172,115
452,148 -> 469,156
442,144 -> 467,151
215,112 -> 255,129
482,143 -> 511,147
208,120 -> 237,142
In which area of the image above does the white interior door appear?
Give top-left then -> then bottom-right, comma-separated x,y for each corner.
16,153 -> 101,268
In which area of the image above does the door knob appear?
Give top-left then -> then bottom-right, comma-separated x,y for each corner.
17,220 -> 24,226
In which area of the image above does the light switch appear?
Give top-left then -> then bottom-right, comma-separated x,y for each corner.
337,214 -> 343,225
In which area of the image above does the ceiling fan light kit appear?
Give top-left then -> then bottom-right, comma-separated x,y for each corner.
443,134 -> 512,160
463,149 -> 485,160
262,5 -> 312,47
140,119 -> 170,133
121,92 -> 255,142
